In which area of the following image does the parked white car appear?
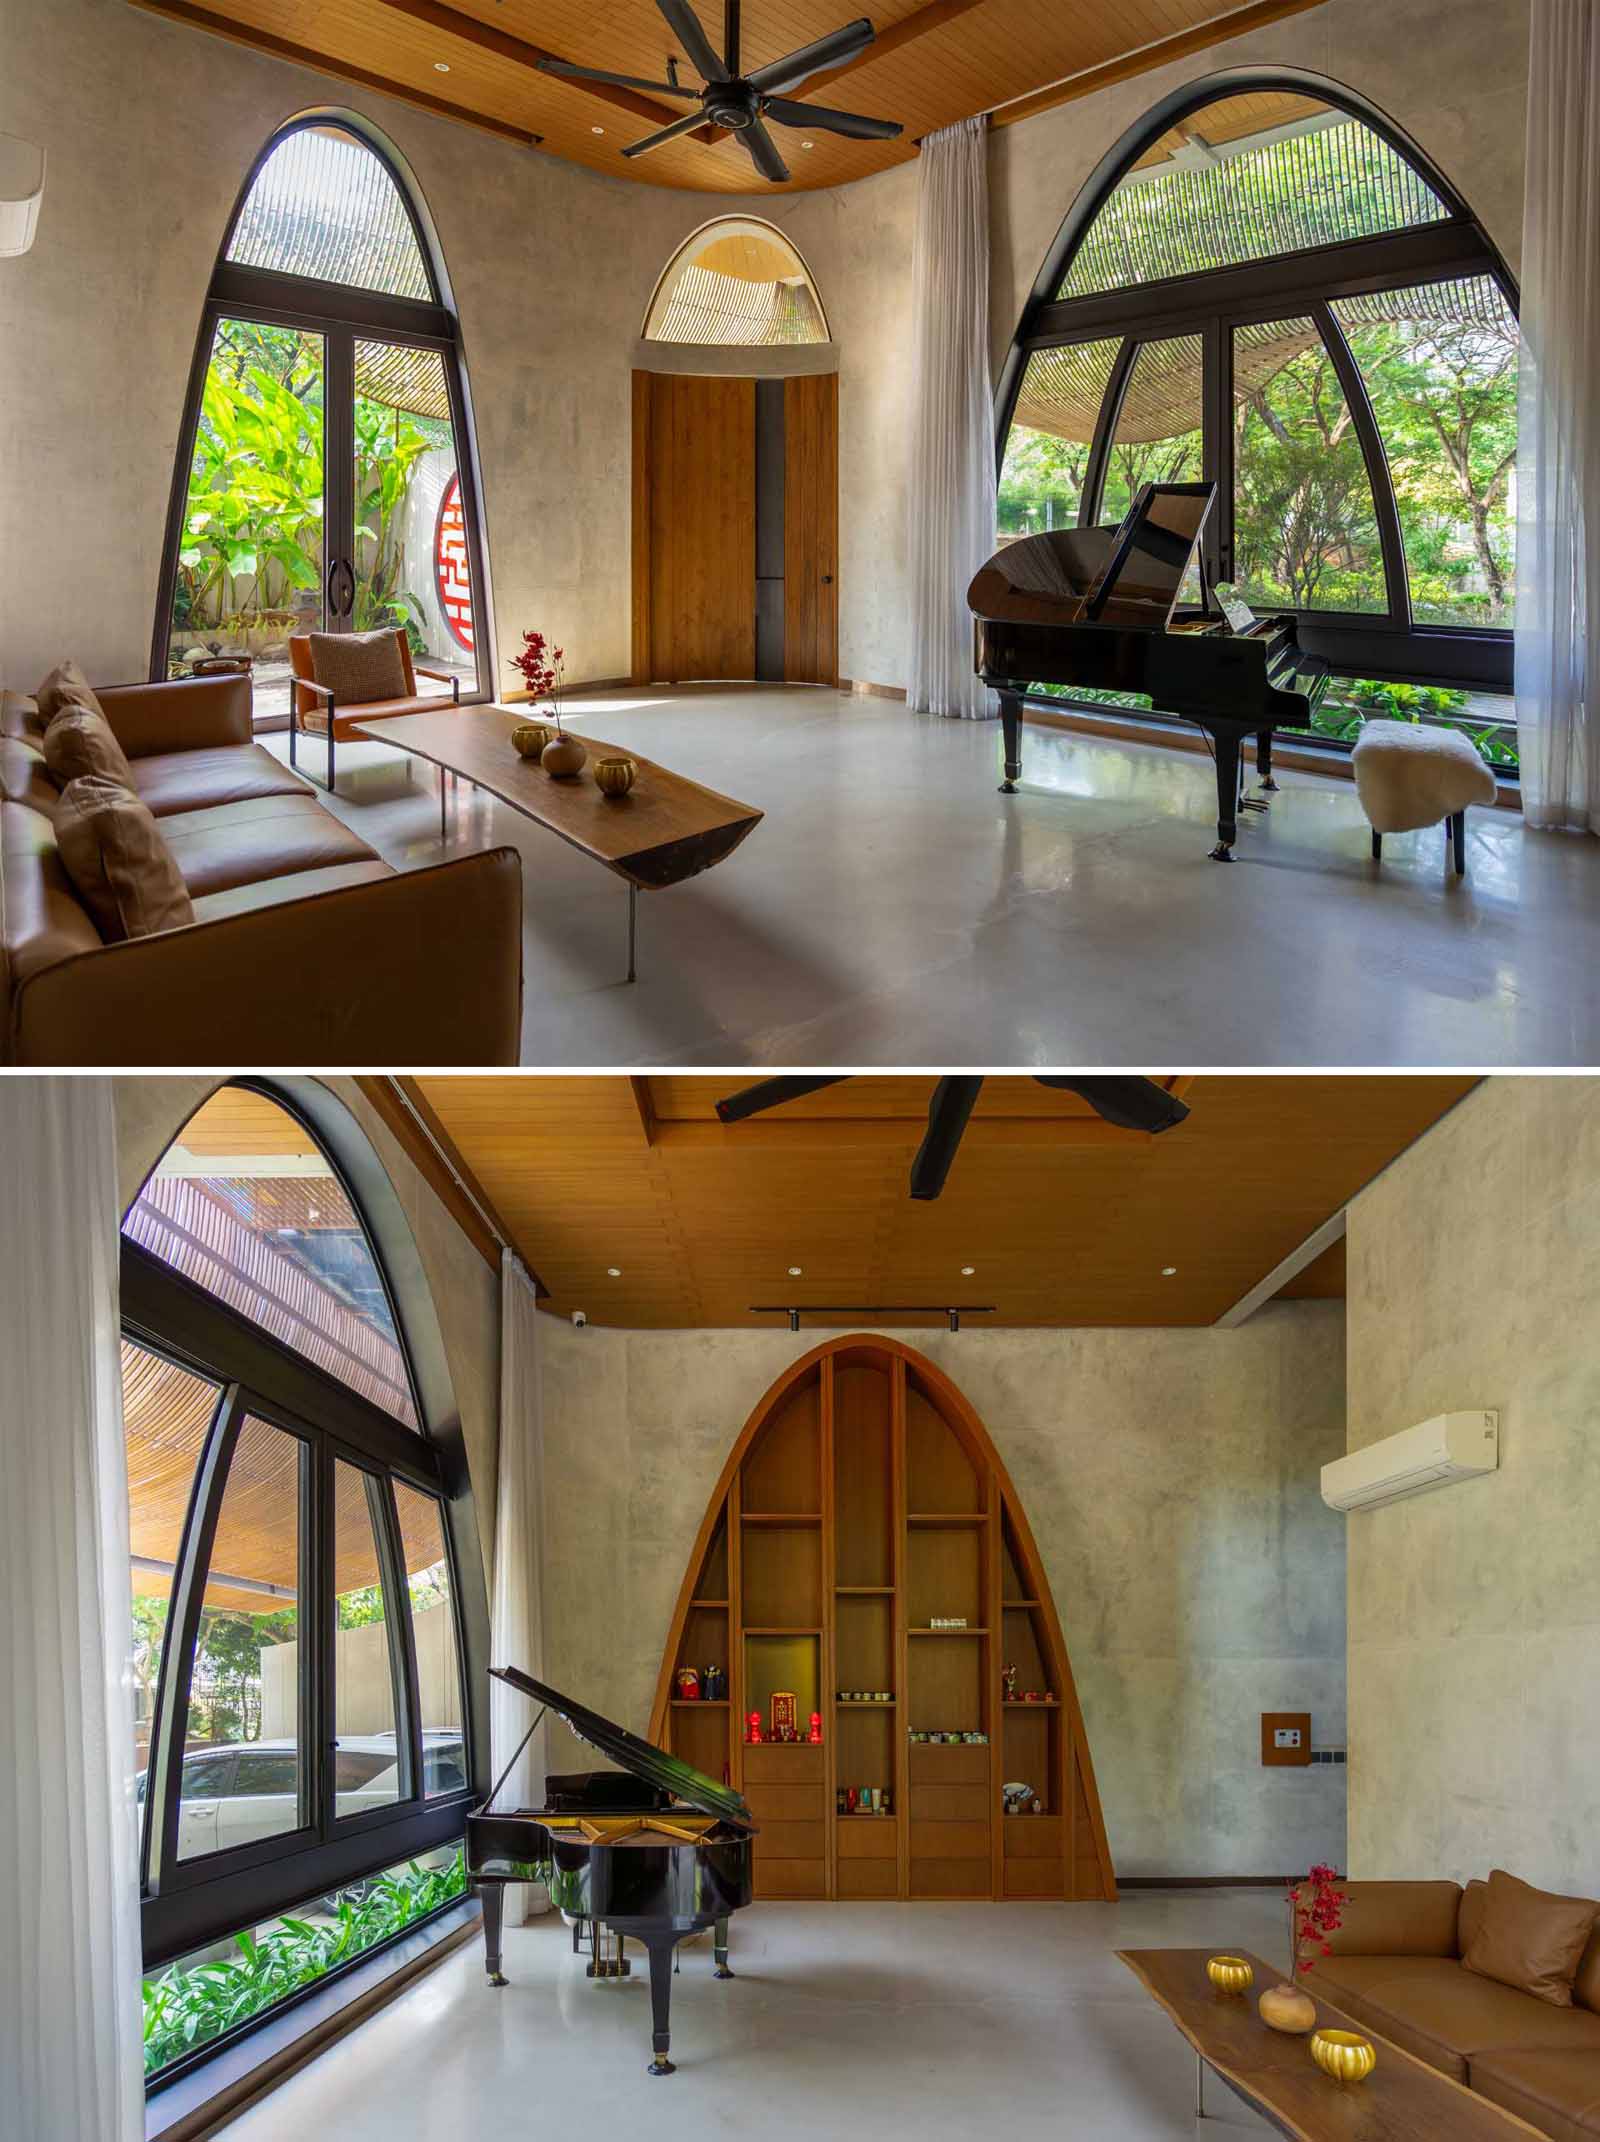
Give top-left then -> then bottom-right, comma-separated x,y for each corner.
137,1730 -> 467,1857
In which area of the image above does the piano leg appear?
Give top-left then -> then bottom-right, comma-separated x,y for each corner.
714,1914 -> 734,1978
1209,728 -> 1241,860
479,1881 -> 508,1988
998,691 -> 1023,792
642,1934 -> 680,2075
1256,728 -> 1279,792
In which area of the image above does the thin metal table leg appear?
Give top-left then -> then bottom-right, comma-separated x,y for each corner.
1196,2050 -> 1207,2120
440,766 -> 447,843
627,884 -> 638,984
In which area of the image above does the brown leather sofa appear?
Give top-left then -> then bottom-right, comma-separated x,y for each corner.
1318,1880 -> 1600,2138
2,671 -> 524,1064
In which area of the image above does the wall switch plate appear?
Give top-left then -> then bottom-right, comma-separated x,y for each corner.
1261,1711 -> 1312,1767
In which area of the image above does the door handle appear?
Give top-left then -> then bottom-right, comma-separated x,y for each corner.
822,574 -> 834,585
326,558 -> 341,617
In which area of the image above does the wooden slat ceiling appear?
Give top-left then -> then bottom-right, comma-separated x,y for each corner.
128,0 -> 1328,194
411,1074 -> 1474,1328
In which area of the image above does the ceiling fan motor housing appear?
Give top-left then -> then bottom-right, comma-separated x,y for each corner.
704,80 -> 759,128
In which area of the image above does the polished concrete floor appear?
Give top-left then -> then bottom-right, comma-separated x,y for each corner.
218,1890 -> 1293,2138
275,686 -> 1600,1066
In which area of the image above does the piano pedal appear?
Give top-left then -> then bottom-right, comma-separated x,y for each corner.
585,1958 -> 631,1978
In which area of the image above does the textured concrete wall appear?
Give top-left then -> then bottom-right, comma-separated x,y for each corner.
1345,1078 -> 1600,1896
0,0 -> 1526,699
540,1309 -> 1348,1879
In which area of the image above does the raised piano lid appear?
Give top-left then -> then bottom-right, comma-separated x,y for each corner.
489,1664 -> 754,1832
968,482 -> 1214,632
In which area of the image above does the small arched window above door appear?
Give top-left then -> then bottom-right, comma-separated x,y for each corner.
154,115 -> 492,729
996,75 -> 1520,768
643,217 -> 830,345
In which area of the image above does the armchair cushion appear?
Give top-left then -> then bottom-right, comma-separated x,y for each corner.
1465,1869 -> 1599,2008
305,628 -> 408,706
52,775 -> 195,941
41,703 -> 135,789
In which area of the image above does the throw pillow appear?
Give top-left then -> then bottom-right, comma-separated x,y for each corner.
306,628 -> 407,707
1463,1868 -> 1599,2008
33,656 -> 106,734
42,703 -> 135,789
53,775 -> 195,942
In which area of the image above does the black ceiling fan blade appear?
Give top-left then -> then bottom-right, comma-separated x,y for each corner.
651,0 -> 729,80
909,1077 -> 985,1202
1033,1076 -> 1191,1135
536,58 -> 701,96
759,95 -> 902,140
620,108 -> 709,158
741,116 -> 791,182
714,1075 -> 849,1124
746,16 -> 875,95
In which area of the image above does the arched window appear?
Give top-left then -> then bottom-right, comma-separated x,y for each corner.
643,217 -> 829,345
153,117 -> 492,730
996,77 -> 1519,770
124,1083 -> 483,2090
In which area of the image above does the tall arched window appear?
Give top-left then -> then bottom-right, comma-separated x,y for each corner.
124,1082 -> 485,2092
996,76 -> 1519,769
643,217 -> 830,345
153,117 -> 492,731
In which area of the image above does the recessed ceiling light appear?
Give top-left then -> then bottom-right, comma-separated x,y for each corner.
788,1265 -> 803,1277
960,1265 -> 976,1277
607,1266 -> 622,1278
801,139 -> 815,150
434,61 -> 451,72
591,124 -> 605,135
1161,1266 -> 1178,1277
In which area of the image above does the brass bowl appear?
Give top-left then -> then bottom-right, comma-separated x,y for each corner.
594,755 -> 638,798
1310,2029 -> 1375,2085
1205,1955 -> 1254,1997
511,721 -> 553,759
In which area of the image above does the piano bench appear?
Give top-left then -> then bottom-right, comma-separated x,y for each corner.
1353,719 -> 1497,878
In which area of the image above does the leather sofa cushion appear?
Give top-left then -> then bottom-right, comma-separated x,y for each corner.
1466,1870 -> 1600,2007
1325,1881 -> 1463,1959
1327,1958 -> 1600,2082
33,657 -> 104,733
1471,2051 -> 1600,2141
189,858 -> 394,923
53,776 -> 195,941
1578,1926 -> 1600,2018
1,802 -> 106,984
42,704 -> 135,788
1,737 -> 61,816
1462,1879 -> 1489,1957
129,743 -> 310,817
306,627 -> 407,704
1,690 -> 42,743
158,794 -> 379,898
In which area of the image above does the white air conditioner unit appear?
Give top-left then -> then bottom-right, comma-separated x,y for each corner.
1321,1410 -> 1498,1513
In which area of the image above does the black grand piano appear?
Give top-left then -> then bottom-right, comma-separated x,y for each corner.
466,1665 -> 754,2075
969,480 -> 1330,858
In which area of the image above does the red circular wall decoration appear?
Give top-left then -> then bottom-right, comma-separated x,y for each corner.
433,472 -> 474,651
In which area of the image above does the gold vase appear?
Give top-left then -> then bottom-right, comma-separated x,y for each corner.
511,722 -> 552,759
1310,2029 -> 1376,2084
541,733 -> 587,779
1258,1982 -> 1317,2034
593,756 -> 638,798
1205,1956 -> 1254,1997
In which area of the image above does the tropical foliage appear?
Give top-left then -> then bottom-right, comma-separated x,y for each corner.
142,1849 -> 469,2077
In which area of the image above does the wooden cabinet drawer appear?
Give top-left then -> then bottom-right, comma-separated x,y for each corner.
1003,1816 -> 1062,1857
908,1742 -> 990,1784
753,1819 -> 825,1861
1004,1859 -> 1064,1897
742,1743 -> 824,1784
910,1857 -> 989,1897
836,1818 -> 898,1859
838,1858 -> 899,1898
910,1819 -> 990,1860
755,1858 -> 826,1899
744,1783 -> 826,1823
908,1783 -> 990,1823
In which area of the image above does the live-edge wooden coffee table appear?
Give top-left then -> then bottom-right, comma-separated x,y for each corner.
352,703 -> 762,981
1119,1948 -> 1546,2139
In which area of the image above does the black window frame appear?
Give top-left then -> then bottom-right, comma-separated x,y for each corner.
995,68 -> 1521,706
123,1086 -> 480,1995
149,112 -> 495,702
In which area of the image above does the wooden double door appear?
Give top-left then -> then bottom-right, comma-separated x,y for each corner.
631,371 -> 838,687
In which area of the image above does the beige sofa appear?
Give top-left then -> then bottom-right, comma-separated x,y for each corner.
2,671 -> 523,1064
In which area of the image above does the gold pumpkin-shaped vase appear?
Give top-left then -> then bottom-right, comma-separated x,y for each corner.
1310,2029 -> 1376,2085
511,722 -> 553,759
594,756 -> 638,799
541,733 -> 588,779
1205,1956 -> 1254,1997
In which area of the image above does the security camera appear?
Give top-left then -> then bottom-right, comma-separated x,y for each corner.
571,1309 -> 588,1329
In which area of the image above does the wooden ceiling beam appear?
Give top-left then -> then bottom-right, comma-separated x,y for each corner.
126,0 -> 543,146
356,1075 -> 530,1281
629,1076 -> 659,1147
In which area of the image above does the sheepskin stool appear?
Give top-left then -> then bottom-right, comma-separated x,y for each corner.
1352,718 -> 1497,876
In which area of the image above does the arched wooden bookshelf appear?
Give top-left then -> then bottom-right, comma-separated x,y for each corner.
649,1336 -> 1116,1904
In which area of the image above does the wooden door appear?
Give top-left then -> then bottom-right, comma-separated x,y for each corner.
783,373 -> 838,684
632,372 -> 756,683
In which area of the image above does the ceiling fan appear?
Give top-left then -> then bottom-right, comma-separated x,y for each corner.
714,1076 -> 1191,1200
537,0 -> 904,183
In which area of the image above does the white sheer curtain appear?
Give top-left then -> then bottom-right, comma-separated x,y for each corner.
490,1249 -> 549,1919
906,114 -> 998,720
0,1079 -> 143,2142
1514,0 -> 1600,830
